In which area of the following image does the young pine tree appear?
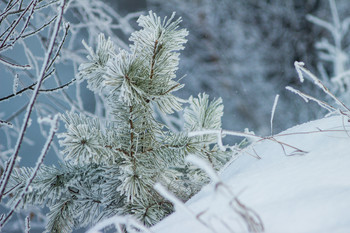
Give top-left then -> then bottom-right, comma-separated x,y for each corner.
5,12 -> 235,233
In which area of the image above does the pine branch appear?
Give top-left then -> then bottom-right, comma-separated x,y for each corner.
3,11 -> 238,232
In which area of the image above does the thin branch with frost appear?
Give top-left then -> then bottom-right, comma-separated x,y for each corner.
189,128 -> 307,156
306,14 -> 334,36
286,86 -> 336,112
270,94 -> 279,135
25,216 -> 30,233
0,0 -> 66,203
294,61 -> 305,83
0,115 -> 58,227
12,74 -> 19,96
8,0 -> 37,48
0,55 -> 30,69
154,182 -> 220,233
46,22 -> 70,71
21,15 -> 58,39
307,0 -> 350,97
0,0 -> 35,48
186,154 -> 220,183
0,0 -> 21,19
331,70 -> 350,84
0,69 -> 56,102
0,120 -> 13,129
154,183 -> 195,216
87,215 -> 152,233
292,61 -> 350,114
189,129 -> 255,141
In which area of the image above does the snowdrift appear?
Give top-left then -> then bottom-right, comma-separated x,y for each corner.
152,115 -> 350,233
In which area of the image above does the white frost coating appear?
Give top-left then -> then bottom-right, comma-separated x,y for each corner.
0,120 -> 13,128
286,86 -> 336,113
270,94 -> 279,135
154,183 -> 192,215
27,118 -> 32,127
0,0 -> 66,219
186,154 -> 220,183
331,70 -> 350,83
12,74 -> 19,96
86,215 -> 151,233
0,115 -> 59,226
307,0 -> 350,110
190,129 -> 226,151
154,182 -> 213,232
20,39 -> 38,74
216,130 -> 226,151
291,63 -> 350,113
189,129 -> 257,140
294,61 -> 305,83
37,115 -> 57,125
244,128 -> 258,143
286,86 -> 309,103
330,0 -> 340,31
0,57 -> 31,70
153,115 -> 350,233
306,14 -> 333,33
25,216 -> 30,233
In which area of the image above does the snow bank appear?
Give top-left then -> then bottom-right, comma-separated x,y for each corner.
152,115 -> 350,233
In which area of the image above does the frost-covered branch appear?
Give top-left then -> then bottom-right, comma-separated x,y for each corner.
4,11 -> 240,233
86,215 -> 152,233
0,115 -> 58,227
289,62 -> 350,118
307,0 -> 350,102
0,0 -> 67,204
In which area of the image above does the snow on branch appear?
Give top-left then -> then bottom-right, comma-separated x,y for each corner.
290,61 -> 350,117
0,0 -> 67,217
0,115 -> 59,227
86,215 -> 152,233
3,10 -> 238,232
286,86 -> 336,112
270,94 -> 279,135
307,0 -> 350,101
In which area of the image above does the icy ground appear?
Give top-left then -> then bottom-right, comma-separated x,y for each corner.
152,115 -> 350,233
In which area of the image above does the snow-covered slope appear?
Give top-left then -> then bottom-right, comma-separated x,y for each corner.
152,115 -> 350,233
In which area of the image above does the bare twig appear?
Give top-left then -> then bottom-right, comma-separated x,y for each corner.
0,0 -> 20,19
0,0 -> 66,203
0,56 -> 31,69
189,129 -> 307,155
86,215 -> 153,233
286,86 -> 336,113
293,62 -> 350,114
0,0 -> 36,50
0,120 -> 13,128
0,115 -> 59,227
46,22 -> 70,71
39,78 -> 76,92
8,0 -> 38,47
21,15 -> 57,39
25,215 -> 30,233
270,94 -> 279,135
0,69 -> 56,102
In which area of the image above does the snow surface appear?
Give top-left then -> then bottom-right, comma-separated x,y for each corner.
152,115 -> 350,233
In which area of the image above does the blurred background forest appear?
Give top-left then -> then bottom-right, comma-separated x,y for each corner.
1,0 -> 350,232
97,0 -> 350,134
